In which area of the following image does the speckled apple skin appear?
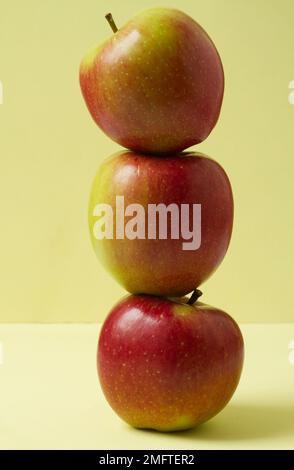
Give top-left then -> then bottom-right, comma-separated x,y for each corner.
88,151 -> 233,297
98,295 -> 244,431
80,8 -> 224,154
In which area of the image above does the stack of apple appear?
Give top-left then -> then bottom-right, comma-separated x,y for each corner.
80,8 -> 244,432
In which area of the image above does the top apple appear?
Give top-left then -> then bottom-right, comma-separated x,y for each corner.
80,8 -> 224,155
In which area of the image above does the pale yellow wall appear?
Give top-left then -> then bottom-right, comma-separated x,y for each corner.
0,0 -> 293,322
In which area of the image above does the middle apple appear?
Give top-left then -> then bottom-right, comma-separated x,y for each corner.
89,151 -> 233,296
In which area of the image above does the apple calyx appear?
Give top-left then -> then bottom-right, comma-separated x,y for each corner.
105,13 -> 118,33
187,289 -> 202,305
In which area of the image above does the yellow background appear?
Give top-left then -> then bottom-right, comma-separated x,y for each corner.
0,0 -> 293,322
0,323 -> 293,449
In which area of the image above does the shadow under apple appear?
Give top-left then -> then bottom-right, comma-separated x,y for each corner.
135,401 -> 294,442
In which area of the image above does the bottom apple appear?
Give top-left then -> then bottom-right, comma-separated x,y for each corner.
98,292 -> 244,432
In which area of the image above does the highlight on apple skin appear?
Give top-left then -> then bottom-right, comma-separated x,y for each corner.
88,150 -> 234,297
79,7 -> 224,155
98,293 -> 244,432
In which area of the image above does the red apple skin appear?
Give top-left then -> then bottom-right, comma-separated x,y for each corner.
79,8 -> 224,154
89,151 -> 233,297
98,295 -> 244,431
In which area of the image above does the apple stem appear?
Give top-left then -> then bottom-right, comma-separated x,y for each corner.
105,13 -> 118,33
187,289 -> 202,305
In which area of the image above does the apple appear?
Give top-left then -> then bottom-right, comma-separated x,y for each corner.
79,8 -> 224,154
89,150 -> 233,297
98,292 -> 244,431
